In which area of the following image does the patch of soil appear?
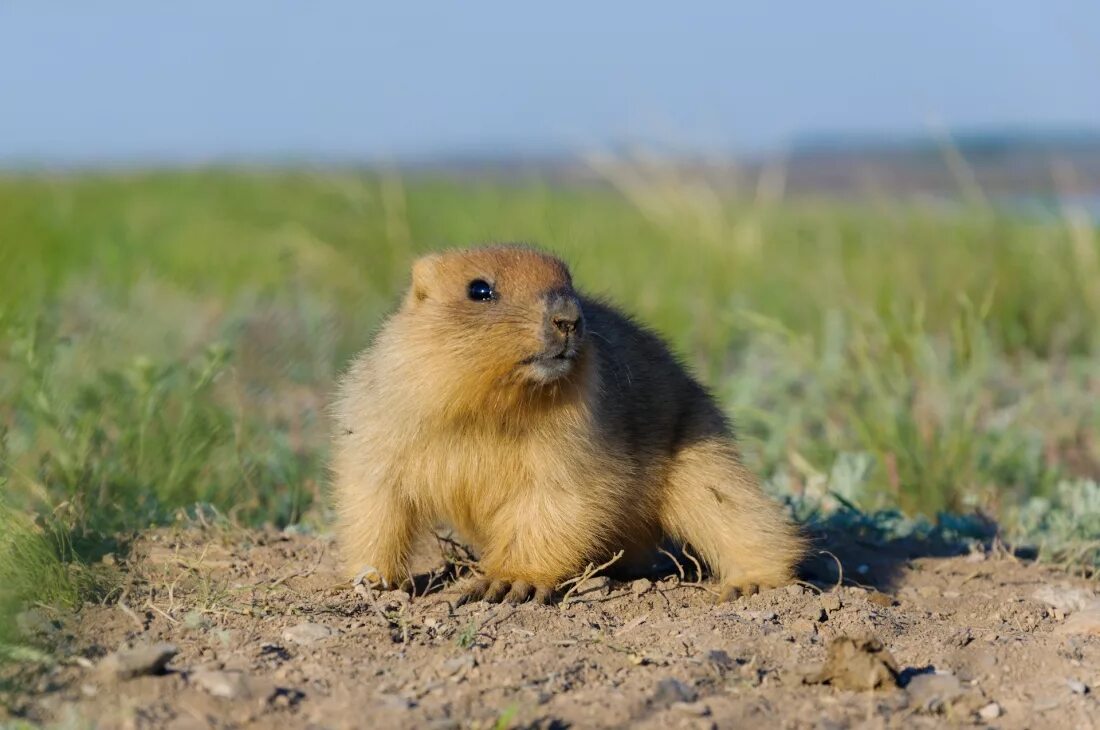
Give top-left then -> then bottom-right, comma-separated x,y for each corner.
5,525 -> 1099,729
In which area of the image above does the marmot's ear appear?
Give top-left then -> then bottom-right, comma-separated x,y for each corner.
405,254 -> 439,307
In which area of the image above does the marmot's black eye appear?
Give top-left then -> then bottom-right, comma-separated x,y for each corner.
467,279 -> 495,301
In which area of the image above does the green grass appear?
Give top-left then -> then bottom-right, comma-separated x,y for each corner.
1,166 -> 1099,661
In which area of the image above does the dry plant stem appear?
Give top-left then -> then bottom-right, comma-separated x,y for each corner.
682,545 -> 705,583
654,545 -> 718,595
819,549 -> 844,591
557,550 -> 624,608
657,546 -> 686,582
116,589 -> 145,631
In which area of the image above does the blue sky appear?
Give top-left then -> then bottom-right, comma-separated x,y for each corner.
1,1 -> 1098,164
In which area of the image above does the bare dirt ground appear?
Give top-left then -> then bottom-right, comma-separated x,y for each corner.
6,523 -> 1100,730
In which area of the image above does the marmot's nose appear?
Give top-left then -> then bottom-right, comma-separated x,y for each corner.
547,294 -> 583,336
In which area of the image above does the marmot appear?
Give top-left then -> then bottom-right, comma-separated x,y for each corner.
332,245 -> 804,603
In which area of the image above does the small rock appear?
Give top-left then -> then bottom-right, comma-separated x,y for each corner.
631,578 -> 654,595
703,649 -> 734,670
671,701 -> 711,716
916,585 -> 940,599
1033,586 -> 1099,615
790,618 -> 818,634
1055,608 -> 1100,637
805,605 -> 828,623
785,584 -> 805,597
867,591 -> 896,608
16,609 -> 60,638
906,672 -> 963,712
378,694 -> 416,710
650,678 -> 698,706
282,622 -> 340,645
1068,680 -> 1089,695
575,575 -> 611,596
192,669 -> 253,700
98,643 -> 178,680
977,701 -> 1002,720
378,590 -> 411,610
820,593 -> 842,612
424,617 -> 440,629
442,654 -> 476,676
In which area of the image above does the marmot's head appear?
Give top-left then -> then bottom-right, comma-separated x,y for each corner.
400,245 -> 587,389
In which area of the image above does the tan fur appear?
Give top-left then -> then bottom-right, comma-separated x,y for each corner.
332,244 -> 805,601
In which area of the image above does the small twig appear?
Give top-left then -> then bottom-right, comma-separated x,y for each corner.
676,582 -> 722,597
353,572 -> 401,627
795,580 -> 824,595
682,546 -> 705,583
558,550 -> 624,607
145,600 -> 178,625
657,546 -> 686,582
117,590 -> 145,631
818,549 -> 844,591
272,542 -> 328,587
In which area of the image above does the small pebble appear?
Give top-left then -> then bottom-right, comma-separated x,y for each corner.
790,618 -> 818,634
576,575 -> 612,596
191,669 -> 252,700
672,701 -> 711,716
916,585 -> 940,599
1068,680 -> 1089,695
282,622 -> 339,646
98,643 -> 178,680
978,701 -> 1002,720
651,678 -> 697,706
785,584 -> 805,597
703,649 -> 734,670
821,593 -> 842,612
631,578 -> 654,595
867,591 -> 896,608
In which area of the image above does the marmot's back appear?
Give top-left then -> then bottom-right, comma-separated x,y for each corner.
582,297 -> 729,465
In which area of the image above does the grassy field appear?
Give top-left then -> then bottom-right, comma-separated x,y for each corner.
1,166 -> 1099,660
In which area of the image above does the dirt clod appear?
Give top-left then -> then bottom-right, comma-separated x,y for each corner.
801,635 -> 900,691
820,592 -> 842,612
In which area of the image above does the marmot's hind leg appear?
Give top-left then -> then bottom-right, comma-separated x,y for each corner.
659,439 -> 805,599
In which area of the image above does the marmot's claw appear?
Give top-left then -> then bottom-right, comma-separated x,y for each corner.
719,582 -> 760,602
455,577 -> 491,606
457,577 -> 554,606
482,580 -> 510,603
503,581 -> 533,603
352,565 -> 391,590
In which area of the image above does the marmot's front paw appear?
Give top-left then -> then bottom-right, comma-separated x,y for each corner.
352,565 -> 412,593
456,576 -> 554,605
717,580 -> 761,602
